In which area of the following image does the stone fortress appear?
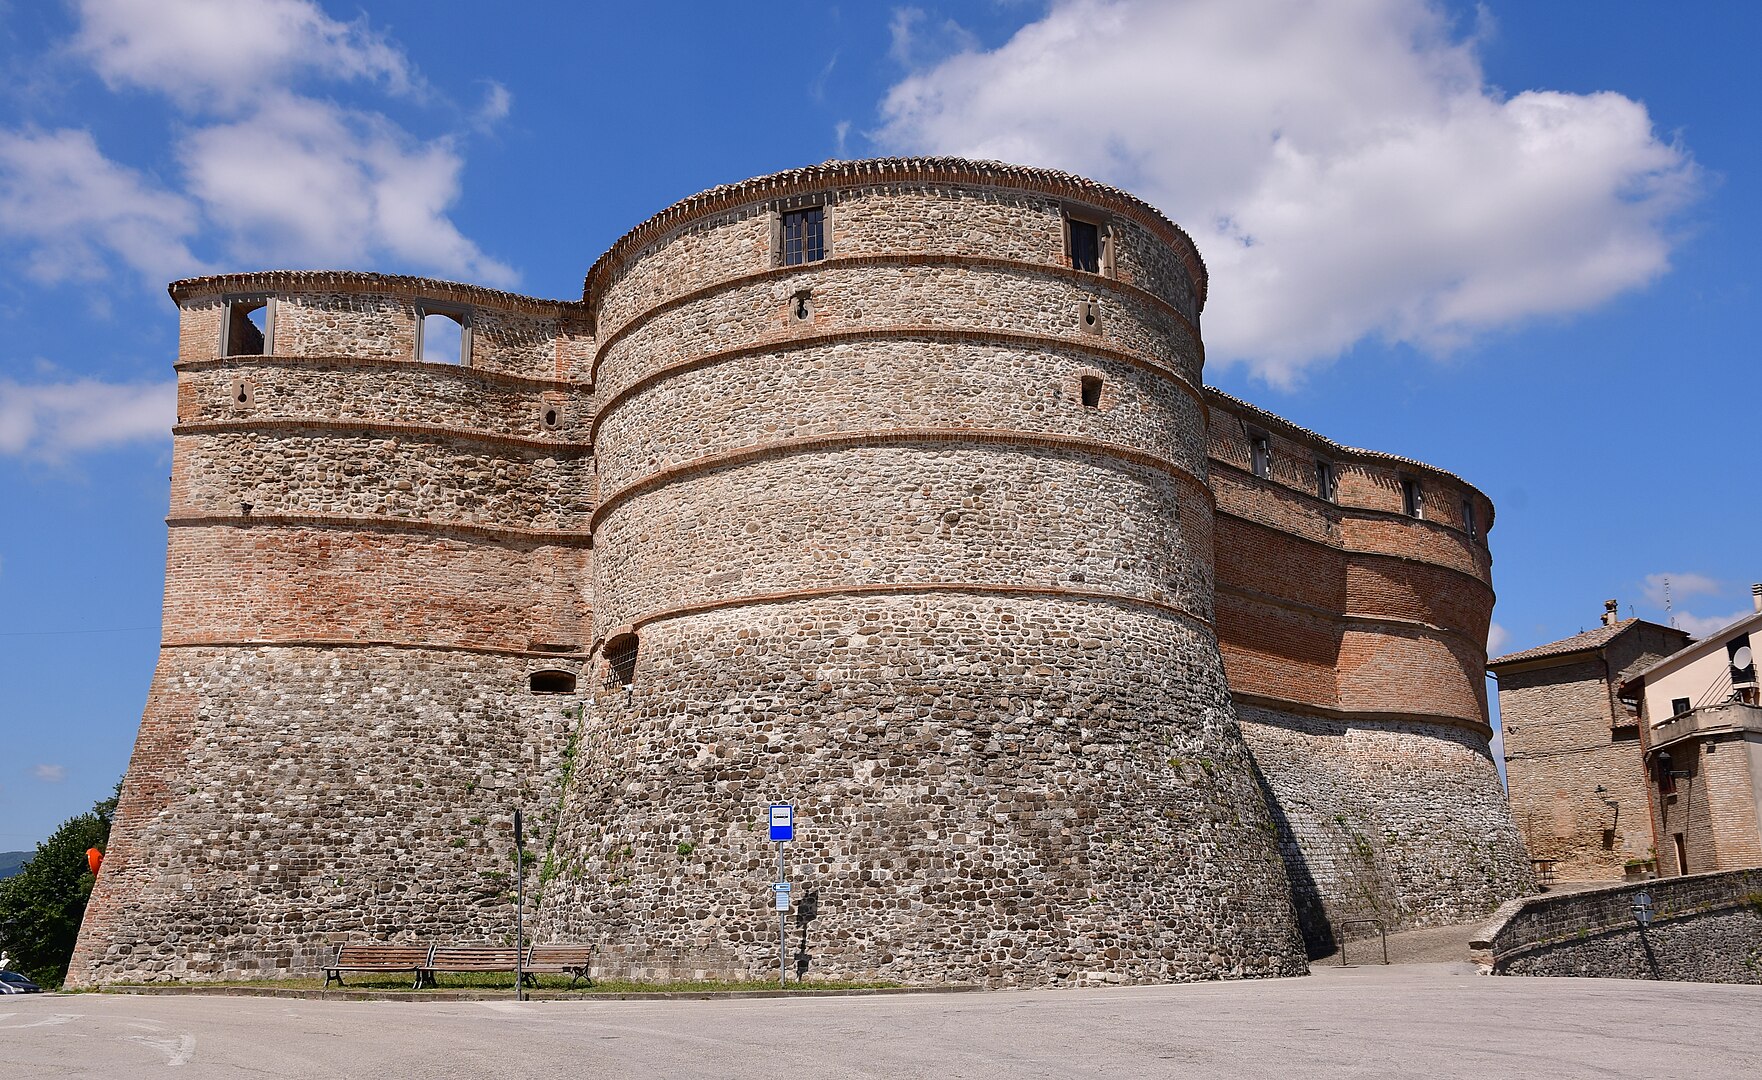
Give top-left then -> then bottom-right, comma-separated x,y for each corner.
71,158 -> 1531,987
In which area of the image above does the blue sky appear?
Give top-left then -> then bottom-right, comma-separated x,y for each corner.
1,0 -> 1756,849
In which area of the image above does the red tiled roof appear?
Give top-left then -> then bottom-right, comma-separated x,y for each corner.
1488,620 -> 1638,667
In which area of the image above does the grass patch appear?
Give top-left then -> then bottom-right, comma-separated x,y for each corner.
105,972 -> 904,994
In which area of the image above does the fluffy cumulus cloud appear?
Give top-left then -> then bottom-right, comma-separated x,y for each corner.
71,0 -> 416,111
0,128 -> 202,285
1675,610 -> 1752,640
1486,622 -> 1510,656
32,764 -> 68,783
0,378 -> 177,461
181,94 -> 514,283
0,0 -> 510,297
876,0 -> 1699,383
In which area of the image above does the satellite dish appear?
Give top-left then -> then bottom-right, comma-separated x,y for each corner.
1732,644 -> 1753,670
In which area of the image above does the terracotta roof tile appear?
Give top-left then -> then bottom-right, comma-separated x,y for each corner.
1488,620 -> 1637,667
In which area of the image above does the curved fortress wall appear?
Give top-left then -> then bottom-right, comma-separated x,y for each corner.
71,158 -> 1528,987
542,161 -> 1306,984
69,276 -> 597,983
1207,391 -> 1531,952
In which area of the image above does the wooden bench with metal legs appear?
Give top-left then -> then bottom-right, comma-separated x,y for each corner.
322,944 -> 432,989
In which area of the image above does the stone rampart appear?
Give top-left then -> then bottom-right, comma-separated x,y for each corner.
1475,869 -> 1762,982
73,157 -> 1528,987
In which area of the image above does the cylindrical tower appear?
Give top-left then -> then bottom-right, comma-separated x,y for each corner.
538,159 -> 1307,984
69,272 -> 596,985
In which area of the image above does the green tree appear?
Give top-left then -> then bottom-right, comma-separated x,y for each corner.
0,783 -> 120,987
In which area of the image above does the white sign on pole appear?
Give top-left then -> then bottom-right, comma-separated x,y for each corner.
773,881 -> 792,911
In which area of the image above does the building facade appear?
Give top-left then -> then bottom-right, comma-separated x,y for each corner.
71,158 -> 1528,988
1630,598 -> 1762,877
1490,604 -> 1689,881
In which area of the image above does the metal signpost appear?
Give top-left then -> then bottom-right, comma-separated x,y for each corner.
769,803 -> 794,987
513,808 -> 526,1002
1632,890 -> 1654,928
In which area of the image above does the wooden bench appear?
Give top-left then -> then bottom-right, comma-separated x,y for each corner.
322,944 -> 432,989
526,944 -> 595,988
422,945 -> 527,989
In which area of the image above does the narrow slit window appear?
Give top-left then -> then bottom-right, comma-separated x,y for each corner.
528,670 -> 577,694
605,633 -> 639,688
222,298 -> 271,356
1250,434 -> 1272,479
1080,375 -> 1103,408
1068,218 -> 1101,273
1461,496 -> 1477,538
1401,477 -> 1423,518
782,207 -> 825,265
1315,460 -> 1337,503
418,310 -> 467,365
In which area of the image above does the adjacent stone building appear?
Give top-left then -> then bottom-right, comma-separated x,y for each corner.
1490,603 -> 1689,881
71,158 -> 1530,988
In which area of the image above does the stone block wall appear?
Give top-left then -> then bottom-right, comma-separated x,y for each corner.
1476,868 -> 1762,982
76,158 -> 1529,987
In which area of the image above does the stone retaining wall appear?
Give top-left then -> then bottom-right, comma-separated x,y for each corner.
1474,869 -> 1762,982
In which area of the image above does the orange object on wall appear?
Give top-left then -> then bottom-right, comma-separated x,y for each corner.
86,847 -> 103,875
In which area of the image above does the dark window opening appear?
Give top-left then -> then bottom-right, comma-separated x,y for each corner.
1401,477 -> 1423,519
782,207 -> 825,265
223,299 -> 270,356
1461,496 -> 1478,538
1612,726 -> 1640,742
606,633 -> 639,688
1080,375 -> 1103,408
1250,434 -> 1272,479
529,669 -> 577,694
1068,218 -> 1100,273
542,405 -> 561,430
1671,697 -> 1692,716
419,310 -> 467,364
1673,833 -> 1688,875
1315,460 -> 1337,503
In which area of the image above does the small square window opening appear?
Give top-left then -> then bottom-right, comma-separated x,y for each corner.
222,298 -> 272,357
782,207 -> 826,266
1250,434 -> 1272,479
1080,375 -> 1103,408
1315,460 -> 1337,503
418,309 -> 469,365
1068,218 -> 1101,273
1401,477 -> 1424,519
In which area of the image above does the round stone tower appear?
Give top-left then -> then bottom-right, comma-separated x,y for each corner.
538,159 -> 1308,984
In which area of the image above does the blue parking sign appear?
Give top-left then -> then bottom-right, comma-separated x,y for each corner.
769,803 -> 794,842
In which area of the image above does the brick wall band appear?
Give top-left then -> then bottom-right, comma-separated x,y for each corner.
73,157 -> 1529,987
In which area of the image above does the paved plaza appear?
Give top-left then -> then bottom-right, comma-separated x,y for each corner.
6,964 -> 1758,1078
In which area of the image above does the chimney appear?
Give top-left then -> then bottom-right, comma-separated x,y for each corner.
1602,599 -> 1619,627
1752,583 -> 1761,614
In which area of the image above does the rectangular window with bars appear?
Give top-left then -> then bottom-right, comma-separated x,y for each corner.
782,207 -> 826,266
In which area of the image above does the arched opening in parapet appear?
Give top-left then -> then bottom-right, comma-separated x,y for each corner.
418,308 -> 469,365
1080,375 -> 1103,408
529,669 -> 577,694
605,633 -> 639,688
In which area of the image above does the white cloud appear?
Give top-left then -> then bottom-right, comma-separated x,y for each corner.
180,94 -> 514,285
0,127 -> 202,284
0,377 -> 177,460
1675,609 -> 1752,641
473,81 -> 513,131
875,0 -> 1699,383
72,0 -> 416,112
1487,723 -> 1505,786
889,7 -> 979,68
32,764 -> 67,783
1642,571 -> 1722,609
1487,622 -> 1509,656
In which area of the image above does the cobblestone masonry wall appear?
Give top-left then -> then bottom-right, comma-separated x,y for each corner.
74,158 -> 1526,986
1476,868 -> 1762,982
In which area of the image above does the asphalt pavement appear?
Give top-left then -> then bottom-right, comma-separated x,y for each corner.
4,963 -> 1757,1078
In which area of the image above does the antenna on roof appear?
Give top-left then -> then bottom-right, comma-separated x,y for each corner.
1664,575 -> 1676,628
